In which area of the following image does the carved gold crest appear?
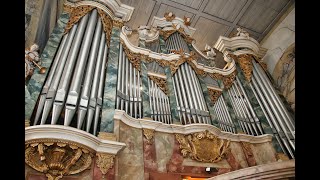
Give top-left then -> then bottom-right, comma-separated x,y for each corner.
25,141 -> 93,180
175,130 -> 230,163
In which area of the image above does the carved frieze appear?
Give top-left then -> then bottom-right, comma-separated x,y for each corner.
143,129 -> 155,144
25,141 -> 93,180
64,5 -> 95,34
208,88 -> 222,105
148,75 -> 168,95
96,153 -> 115,176
175,130 -> 230,163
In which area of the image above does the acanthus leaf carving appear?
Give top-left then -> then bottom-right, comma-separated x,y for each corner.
64,5 -> 95,34
97,9 -> 113,47
96,153 -> 115,175
208,88 -> 222,105
143,128 -> 155,144
236,54 -> 253,82
148,75 -> 168,95
25,141 -> 93,180
175,130 -> 230,163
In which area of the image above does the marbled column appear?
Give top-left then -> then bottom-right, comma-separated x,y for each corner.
222,90 -> 242,133
164,67 -> 180,124
236,63 -> 283,153
25,12 -> 70,120
135,38 -> 154,119
159,36 -> 167,54
198,76 -> 219,126
100,27 -> 120,133
141,61 -> 152,118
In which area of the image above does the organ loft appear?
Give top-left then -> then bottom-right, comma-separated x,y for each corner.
25,0 -> 295,179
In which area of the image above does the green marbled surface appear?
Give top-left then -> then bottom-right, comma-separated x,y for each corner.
165,67 -> 180,124
25,12 -> 70,120
141,62 -> 152,118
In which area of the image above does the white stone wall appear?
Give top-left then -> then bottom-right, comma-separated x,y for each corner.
261,6 -> 295,75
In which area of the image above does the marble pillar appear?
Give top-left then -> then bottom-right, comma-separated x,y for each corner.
141,61 -> 152,118
197,76 -> 219,127
165,67 -> 180,124
100,27 -> 120,133
25,12 -> 70,120
159,36 -> 167,54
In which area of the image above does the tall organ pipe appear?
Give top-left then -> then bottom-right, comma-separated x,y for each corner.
51,13 -> 90,125
116,44 -> 123,109
40,23 -> 78,125
86,31 -> 105,132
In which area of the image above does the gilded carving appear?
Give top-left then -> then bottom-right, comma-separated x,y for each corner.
175,130 -> 230,163
183,16 -> 191,26
64,5 -> 95,34
63,4 -> 74,14
113,19 -> 124,28
222,70 -> 237,90
143,129 -> 155,144
96,153 -> 115,175
148,75 -> 168,95
25,141 -> 93,180
159,29 -> 177,40
208,88 -> 222,105
164,12 -> 176,22
236,54 -> 253,82
97,9 -> 113,47
121,40 -> 142,71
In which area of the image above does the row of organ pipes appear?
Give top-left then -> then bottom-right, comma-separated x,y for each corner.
33,9 -> 107,135
30,11 -> 295,158
116,44 -> 142,118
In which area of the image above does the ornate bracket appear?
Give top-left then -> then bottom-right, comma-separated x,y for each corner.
143,128 -> 155,144
175,130 -> 230,163
148,75 -> 168,95
25,141 -> 93,180
208,88 -> 222,105
96,153 -> 115,176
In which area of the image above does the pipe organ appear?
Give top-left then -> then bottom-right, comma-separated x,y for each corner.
32,9 -> 108,135
26,5 -> 295,163
116,43 -> 143,119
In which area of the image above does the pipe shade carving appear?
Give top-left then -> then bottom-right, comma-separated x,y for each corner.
64,5 -> 94,34
96,153 -> 115,176
25,141 -> 93,180
148,75 -> 168,95
175,130 -> 230,163
208,88 -> 222,105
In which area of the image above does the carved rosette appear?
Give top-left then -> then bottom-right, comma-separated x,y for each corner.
97,9 -> 113,47
208,89 -> 222,105
25,141 -> 93,180
148,75 -> 168,95
64,5 -> 95,34
143,129 -> 155,144
96,153 -> 115,175
236,54 -> 253,82
175,130 -> 230,163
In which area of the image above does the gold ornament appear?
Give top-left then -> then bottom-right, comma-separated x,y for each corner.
236,54 -> 253,82
143,129 -> 155,144
175,130 -> 230,163
208,88 -> 222,105
96,153 -> 115,175
64,5 -> 95,34
164,12 -> 176,22
25,141 -> 93,180
97,9 -> 113,47
148,75 -> 168,95
113,19 -> 124,28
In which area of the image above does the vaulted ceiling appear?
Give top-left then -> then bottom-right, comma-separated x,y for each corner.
122,0 -> 294,50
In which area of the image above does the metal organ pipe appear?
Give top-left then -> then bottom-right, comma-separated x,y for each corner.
185,63 -> 200,123
116,43 -> 123,109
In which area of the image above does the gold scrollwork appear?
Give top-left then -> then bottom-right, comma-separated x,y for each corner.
63,4 -> 74,14
121,40 -> 142,71
97,9 -> 113,47
96,153 -> 115,175
64,5 -> 95,34
148,75 -> 168,95
164,12 -> 176,22
208,88 -> 222,105
175,130 -> 230,163
236,54 -> 253,82
113,19 -> 124,28
143,129 -> 155,144
159,29 -> 177,40
222,70 -> 237,90
25,141 -> 93,180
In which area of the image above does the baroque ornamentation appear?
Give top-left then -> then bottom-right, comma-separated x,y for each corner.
222,70 -> 237,90
208,88 -> 222,105
25,44 -> 45,80
148,75 -> 168,95
113,19 -> 124,28
183,16 -> 191,26
236,54 -> 253,82
25,141 -> 93,180
64,5 -> 95,34
164,12 -> 176,21
143,129 -> 155,144
175,130 -> 230,163
97,9 -> 113,47
121,40 -> 144,71
96,153 -> 115,175
63,4 -> 74,14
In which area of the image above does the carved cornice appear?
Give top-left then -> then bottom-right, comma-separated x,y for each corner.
25,141 -> 93,180
65,0 -> 134,22
114,110 -> 273,144
208,88 -> 222,105
235,54 -> 253,82
148,75 -> 168,95
96,153 -> 115,175
64,5 -> 95,34
143,128 -> 155,144
175,130 -> 230,163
